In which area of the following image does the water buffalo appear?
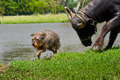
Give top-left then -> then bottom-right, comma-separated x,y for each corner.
65,0 -> 120,50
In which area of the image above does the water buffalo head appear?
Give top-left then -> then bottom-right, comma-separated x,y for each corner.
65,7 -> 97,47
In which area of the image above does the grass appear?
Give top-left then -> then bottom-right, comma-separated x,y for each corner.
0,14 -> 69,24
0,47 -> 120,80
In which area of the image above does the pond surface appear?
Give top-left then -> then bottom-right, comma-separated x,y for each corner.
0,23 -> 120,64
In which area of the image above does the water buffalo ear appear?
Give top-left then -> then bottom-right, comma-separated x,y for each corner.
65,7 -> 74,20
77,23 -> 85,29
73,8 -> 78,13
31,33 -> 35,36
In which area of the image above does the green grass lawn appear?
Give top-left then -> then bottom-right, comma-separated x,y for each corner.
0,14 -> 69,24
0,47 -> 120,80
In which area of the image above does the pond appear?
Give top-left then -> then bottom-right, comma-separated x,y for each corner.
0,23 -> 120,64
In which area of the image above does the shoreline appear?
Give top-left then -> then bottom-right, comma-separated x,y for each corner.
1,48 -> 120,79
0,14 -> 69,24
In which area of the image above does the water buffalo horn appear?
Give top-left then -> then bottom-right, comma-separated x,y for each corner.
65,7 -> 74,20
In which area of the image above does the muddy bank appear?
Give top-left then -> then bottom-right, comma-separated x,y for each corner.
0,64 -> 6,73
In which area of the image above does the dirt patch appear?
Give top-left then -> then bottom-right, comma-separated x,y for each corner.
0,64 -> 6,73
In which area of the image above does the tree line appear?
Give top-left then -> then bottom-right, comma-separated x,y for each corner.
0,0 -> 90,16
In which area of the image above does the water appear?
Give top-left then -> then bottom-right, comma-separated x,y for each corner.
0,23 -> 120,64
